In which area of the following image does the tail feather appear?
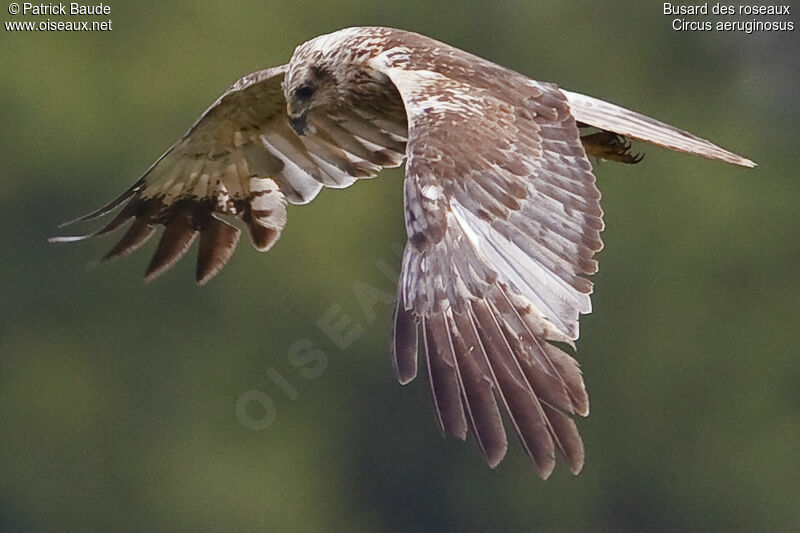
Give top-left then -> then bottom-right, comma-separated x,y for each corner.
562,89 -> 756,168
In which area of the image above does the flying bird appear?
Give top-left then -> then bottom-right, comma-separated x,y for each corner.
51,27 -> 755,478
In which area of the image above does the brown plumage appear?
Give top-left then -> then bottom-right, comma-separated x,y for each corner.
51,27 -> 754,477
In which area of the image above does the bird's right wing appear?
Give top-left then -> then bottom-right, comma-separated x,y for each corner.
562,89 -> 756,167
50,65 -> 407,284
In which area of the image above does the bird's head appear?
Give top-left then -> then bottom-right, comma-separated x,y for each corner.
284,27 -> 386,136
282,62 -> 337,136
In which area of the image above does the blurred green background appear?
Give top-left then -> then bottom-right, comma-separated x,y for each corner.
2,1 -> 799,531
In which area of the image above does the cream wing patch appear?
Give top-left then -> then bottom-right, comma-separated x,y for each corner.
52,65 -> 407,284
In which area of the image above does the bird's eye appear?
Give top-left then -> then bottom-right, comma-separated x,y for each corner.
294,84 -> 315,100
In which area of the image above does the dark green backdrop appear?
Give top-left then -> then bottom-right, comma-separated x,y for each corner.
2,1 -> 799,531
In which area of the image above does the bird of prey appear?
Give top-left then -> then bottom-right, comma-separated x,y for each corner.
51,26 -> 754,479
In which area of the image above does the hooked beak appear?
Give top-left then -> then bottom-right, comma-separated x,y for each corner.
289,112 -> 310,136
287,101 -> 310,136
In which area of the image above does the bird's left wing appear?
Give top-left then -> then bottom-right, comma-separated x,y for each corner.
371,46 -> 599,477
51,66 -> 406,284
